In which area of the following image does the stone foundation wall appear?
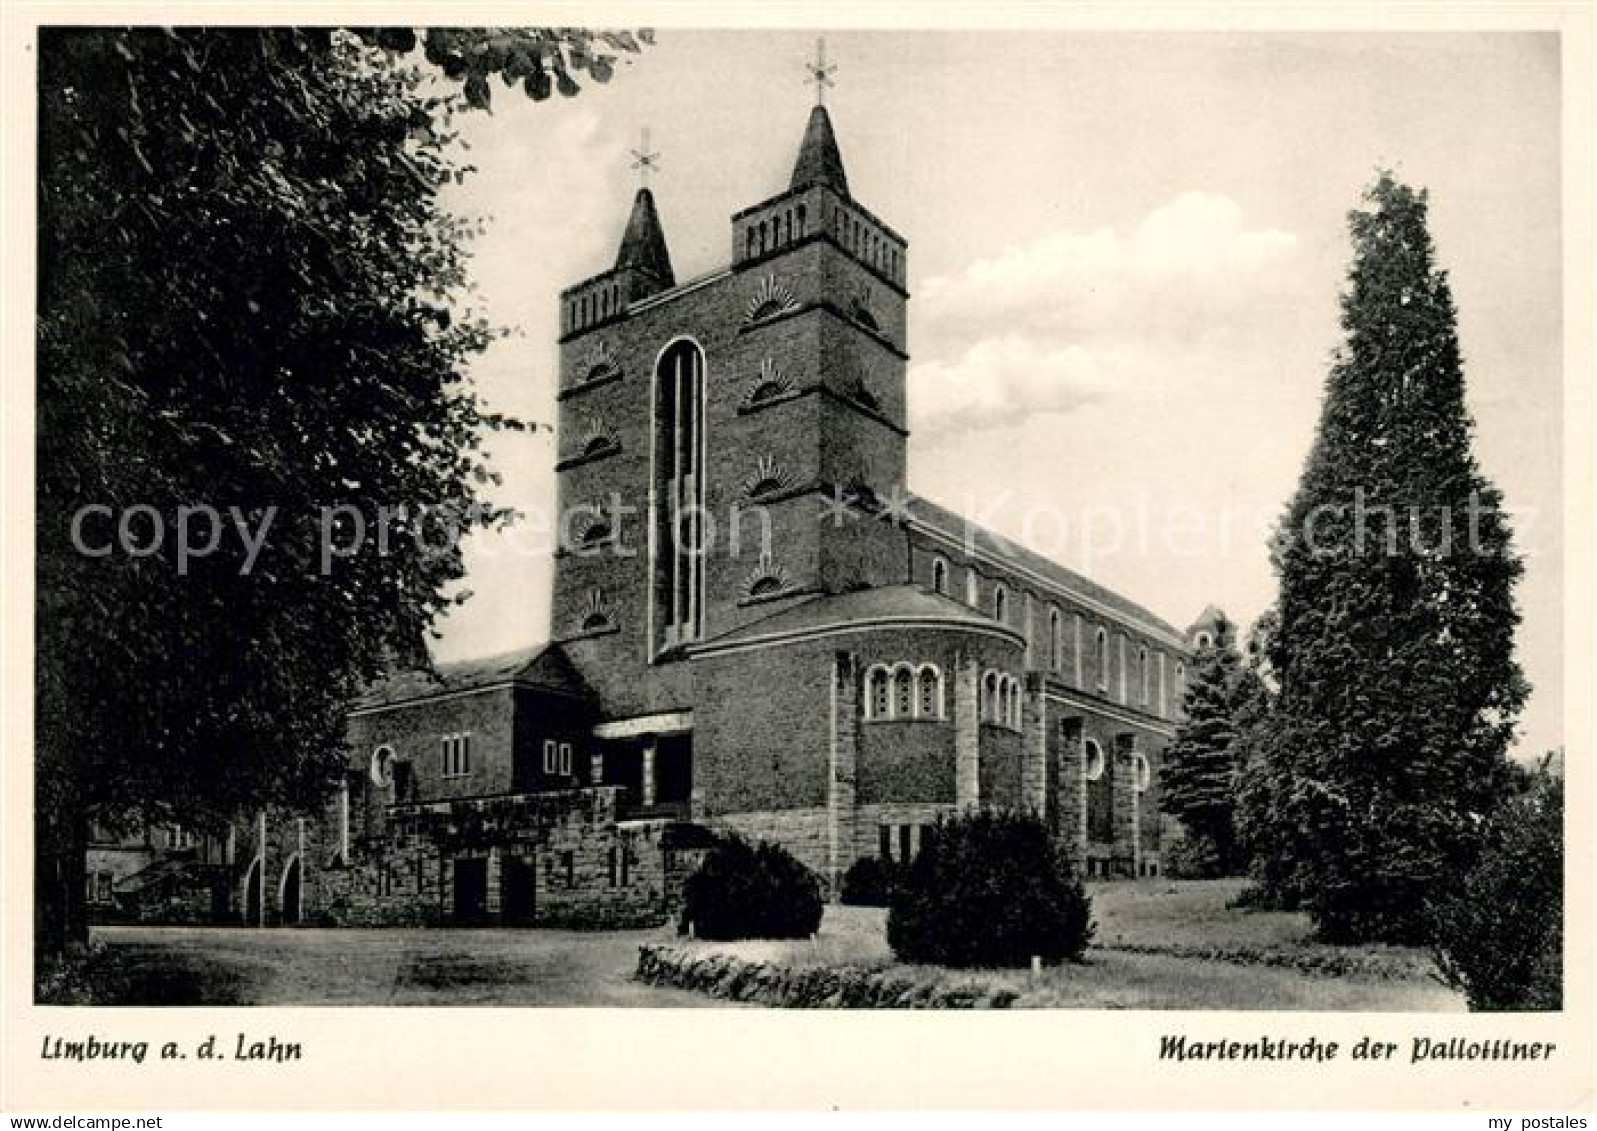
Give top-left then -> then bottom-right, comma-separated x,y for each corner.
713,806 -> 832,889
314,788 -> 681,928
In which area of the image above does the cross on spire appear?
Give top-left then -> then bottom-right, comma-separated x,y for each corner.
629,127 -> 660,188
805,37 -> 836,106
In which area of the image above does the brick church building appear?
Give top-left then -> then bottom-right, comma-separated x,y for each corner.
94,100 -> 1223,929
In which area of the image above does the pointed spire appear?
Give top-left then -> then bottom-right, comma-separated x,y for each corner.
790,104 -> 850,196
614,187 -> 674,285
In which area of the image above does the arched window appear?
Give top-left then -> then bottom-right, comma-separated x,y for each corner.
745,227 -> 756,259
1094,628 -> 1109,690
966,570 -> 980,608
1049,607 -> 1062,672
993,584 -> 1008,623
1174,662 -> 1186,706
893,666 -> 915,719
796,204 -> 807,238
1118,634 -> 1129,704
1195,631 -> 1214,650
917,665 -> 942,719
1083,739 -> 1106,781
656,340 -> 707,646
930,557 -> 948,595
1139,646 -> 1150,707
866,666 -> 891,720
1133,752 -> 1152,792
1157,652 -> 1168,716
981,671 -> 997,721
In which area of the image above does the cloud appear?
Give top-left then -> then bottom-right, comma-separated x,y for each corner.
910,193 -> 1299,433
909,336 -> 1121,437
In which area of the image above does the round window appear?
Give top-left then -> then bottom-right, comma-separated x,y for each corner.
1083,739 -> 1106,781
370,745 -> 395,788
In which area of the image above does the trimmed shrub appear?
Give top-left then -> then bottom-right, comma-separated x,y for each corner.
678,834 -> 823,941
887,810 -> 1093,968
840,856 -> 906,907
1431,765 -> 1563,1011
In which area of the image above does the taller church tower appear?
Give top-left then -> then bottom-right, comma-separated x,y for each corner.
552,92 -> 912,722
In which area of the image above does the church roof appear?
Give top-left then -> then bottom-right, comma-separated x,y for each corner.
696,584 -> 1022,652
614,187 -> 674,283
350,642 -> 589,710
790,104 -> 850,196
905,494 -> 1185,646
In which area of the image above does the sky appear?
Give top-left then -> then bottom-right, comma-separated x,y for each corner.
429,30 -> 1563,758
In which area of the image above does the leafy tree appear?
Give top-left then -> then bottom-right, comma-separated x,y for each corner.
1430,753 -> 1562,1011
1159,613 -> 1249,875
35,27 -> 647,971
1244,172 -> 1526,944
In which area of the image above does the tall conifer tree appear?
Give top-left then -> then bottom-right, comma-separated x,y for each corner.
1160,614 -> 1247,875
1248,172 -> 1526,943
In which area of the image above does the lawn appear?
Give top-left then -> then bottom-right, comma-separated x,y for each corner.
667,879 -> 1463,1010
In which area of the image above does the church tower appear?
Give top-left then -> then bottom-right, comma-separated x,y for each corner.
551,86 -> 912,723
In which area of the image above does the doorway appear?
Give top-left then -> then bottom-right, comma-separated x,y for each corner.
280,857 -> 302,925
452,856 -> 489,925
501,856 -> 537,926
242,859 -> 263,926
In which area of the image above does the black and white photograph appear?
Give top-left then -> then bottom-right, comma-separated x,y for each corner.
5,4 -> 1592,1116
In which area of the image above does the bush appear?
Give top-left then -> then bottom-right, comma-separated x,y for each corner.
1430,765 -> 1563,1011
678,834 -> 823,941
1226,882 -> 1301,913
839,856 -> 906,906
887,810 -> 1093,968
1162,832 -> 1226,879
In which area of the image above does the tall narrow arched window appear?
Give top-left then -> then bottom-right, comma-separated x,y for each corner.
1073,613 -> 1084,686
655,340 -> 707,647
1139,646 -> 1151,707
893,666 -> 915,719
1049,607 -> 1062,672
931,557 -> 948,595
796,204 -> 807,238
1095,628 -> 1109,691
1118,635 -> 1129,704
981,671 -> 997,721
1083,738 -> 1106,781
1157,652 -> 1168,717
966,571 -> 980,608
917,665 -> 942,719
993,584 -> 1008,623
745,226 -> 756,259
866,666 -> 891,720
